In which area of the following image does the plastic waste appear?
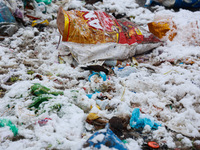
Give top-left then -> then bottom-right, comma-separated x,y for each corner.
0,1 -> 18,36
81,65 -> 109,75
97,93 -> 109,100
28,96 -> 52,108
86,93 -> 93,99
145,0 -> 175,7
87,113 -> 99,121
38,118 -> 52,126
86,118 -> 108,130
30,83 -> 63,96
0,119 -> 18,136
148,141 -> 160,149
0,24 -> 18,36
145,0 -> 200,8
88,71 -> 107,82
122,140 -> 128,144
37,2 -> 47,14
142,141 -> 162,149
148,15 -> 177,41
104,59 -> 131,67
148,15 -> 200,46
29,83 -> 63,108
86,90 -> 100,99
113,66 -> 137,78
84,124 -> 128,150
57,7 -> 161,63
31,19 -> 49,31
32,19 -> 49,27
130,108 -> 161,130
35,0 -> 52,5
5,0 -> 24,20
96,100 -> 109,110
135,54 -> 150,63
31,83 -> 50,96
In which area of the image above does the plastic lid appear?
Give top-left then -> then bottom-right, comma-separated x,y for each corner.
148,141 -> 160,149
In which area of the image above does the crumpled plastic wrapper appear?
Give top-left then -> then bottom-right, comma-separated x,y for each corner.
57,7 -> 162,63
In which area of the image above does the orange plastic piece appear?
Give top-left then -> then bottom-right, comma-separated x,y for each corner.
148,141 -> 160,149
148,20 -> 177,41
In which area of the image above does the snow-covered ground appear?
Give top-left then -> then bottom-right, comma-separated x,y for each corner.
0,0 -> 200,149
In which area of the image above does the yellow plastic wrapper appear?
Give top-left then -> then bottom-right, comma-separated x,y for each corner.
87,113 -> 99,121
57,7 -> 162,63
148,17 -> 177,41
32,19 -> 49,27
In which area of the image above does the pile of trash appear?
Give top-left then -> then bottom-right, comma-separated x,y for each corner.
0,0 -> 200,149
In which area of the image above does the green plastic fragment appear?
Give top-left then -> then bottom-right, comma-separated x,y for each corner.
122,140 -> 128,144
49,91 -> 64,96
29,83 -> 63,109
27,70 -> 35,75
31,83 -> 50,96
9,76 -> 20,82
29,96 -> 52,108
0,119 -> 18,136
50,104 -> 62,112
31,83 -> 63,96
